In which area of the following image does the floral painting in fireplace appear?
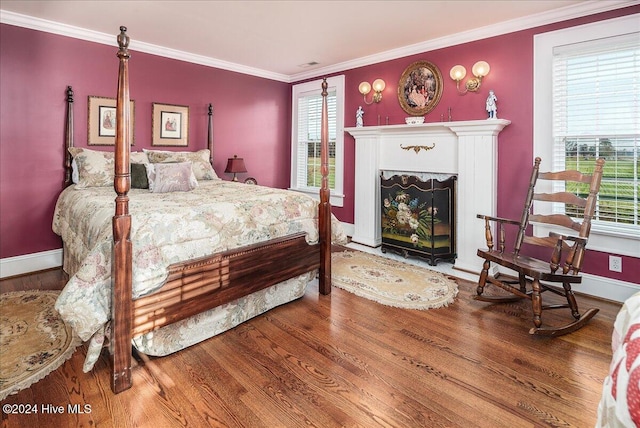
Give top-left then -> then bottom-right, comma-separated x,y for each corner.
382,190 -> 436,245
381,174 -> 456,265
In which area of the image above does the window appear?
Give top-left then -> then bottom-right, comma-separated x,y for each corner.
291,76 -> 345,206
534,14 -> 639,256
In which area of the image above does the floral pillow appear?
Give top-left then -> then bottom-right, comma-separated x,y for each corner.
68,147 -> 114,188
146,162 -> 198,193
130,151 -> 149,164
143,149 -> 218,180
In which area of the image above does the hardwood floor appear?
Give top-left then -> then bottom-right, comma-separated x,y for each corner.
1,267 -> 620,427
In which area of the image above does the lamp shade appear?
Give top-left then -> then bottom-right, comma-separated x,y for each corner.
449,65 -> 466,81
358,81 -> 372,95
225,155 -> 247,174
372,78 -> 386,92
472,61 -> 490,78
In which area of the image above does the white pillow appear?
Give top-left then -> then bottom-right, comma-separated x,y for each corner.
71,158 -> 79,184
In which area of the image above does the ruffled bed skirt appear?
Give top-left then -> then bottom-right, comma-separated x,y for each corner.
82,272 -> 314,372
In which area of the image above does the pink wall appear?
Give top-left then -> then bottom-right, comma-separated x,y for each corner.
1,5 -> 638,284
0,24 -> 291,259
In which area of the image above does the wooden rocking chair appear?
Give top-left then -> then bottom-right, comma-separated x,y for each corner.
475,157 -> 605,336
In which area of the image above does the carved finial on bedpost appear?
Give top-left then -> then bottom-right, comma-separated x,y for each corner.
114,25 -> 131,212
318,78 -> 332,295
207,103 -> 214,166
64,86 -> 74,187
117,26 -> 130,53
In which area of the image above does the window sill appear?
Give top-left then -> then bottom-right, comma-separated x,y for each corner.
288,187 -> 344,207
534,224 -> 639,257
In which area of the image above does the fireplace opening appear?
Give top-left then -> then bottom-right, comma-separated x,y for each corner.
380,172 -> 457,265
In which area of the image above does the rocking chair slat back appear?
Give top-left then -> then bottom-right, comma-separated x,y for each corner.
517,157 -> 605,259
538,169 -> 595,183
528,214 -> 583,232
523,235 -> 572,249
533,192 -> 588,207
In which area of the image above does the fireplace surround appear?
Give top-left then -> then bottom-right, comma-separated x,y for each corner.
345,119 -> 510,275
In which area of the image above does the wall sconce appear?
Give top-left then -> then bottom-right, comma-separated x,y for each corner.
358,78 -> 386,104
224,155 -> 247,181
449,61 -> 490,94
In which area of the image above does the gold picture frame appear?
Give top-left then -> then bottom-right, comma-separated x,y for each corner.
152,103 -> 189,147
88,96 -> 135,145
397,61 -> 443,116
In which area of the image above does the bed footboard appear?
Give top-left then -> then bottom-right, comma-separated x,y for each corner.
132,233 -> 320,336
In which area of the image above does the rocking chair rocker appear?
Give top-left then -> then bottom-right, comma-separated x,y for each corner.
475,157 -> 605,336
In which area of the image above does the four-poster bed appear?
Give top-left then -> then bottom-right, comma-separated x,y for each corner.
54,27 -> 341,394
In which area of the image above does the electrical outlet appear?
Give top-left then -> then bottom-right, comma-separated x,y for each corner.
609,255 -> 622,273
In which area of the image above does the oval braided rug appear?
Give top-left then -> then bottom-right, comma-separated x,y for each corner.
331,250 -> 458,310
0,290 -> 81,400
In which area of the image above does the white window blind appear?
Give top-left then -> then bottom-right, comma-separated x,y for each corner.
552,32 -> 640,231
296,89 -> 337,189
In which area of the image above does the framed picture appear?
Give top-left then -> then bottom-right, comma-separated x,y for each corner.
88,96 -> 135,145
152,103 -> 189,146
397,61 -> 443,116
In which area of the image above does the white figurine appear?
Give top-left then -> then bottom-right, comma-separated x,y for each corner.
486,90 -> 498,119
356,106 -> 364,127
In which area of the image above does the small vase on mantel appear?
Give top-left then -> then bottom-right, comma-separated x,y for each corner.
404,116 -> 425,125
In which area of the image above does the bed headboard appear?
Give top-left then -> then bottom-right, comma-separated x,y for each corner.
62,91 -> 215,186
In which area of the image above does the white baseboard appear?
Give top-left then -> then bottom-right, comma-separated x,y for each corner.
493,267 -> 638,303
578,273 -> 639,303
0,249 -> 63,279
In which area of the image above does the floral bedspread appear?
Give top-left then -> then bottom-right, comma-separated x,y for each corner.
53,180 -> 346,370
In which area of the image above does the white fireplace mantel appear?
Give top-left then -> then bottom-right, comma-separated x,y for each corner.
345,119 -> 510,275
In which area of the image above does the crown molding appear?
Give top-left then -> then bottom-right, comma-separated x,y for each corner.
289,0 -> 638,82
2,1 -> 637,84
0,9 -> 291,82
0,9 -> 114,46
133,40 -> 290,83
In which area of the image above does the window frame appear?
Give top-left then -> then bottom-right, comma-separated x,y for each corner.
533,13 -> 640,257
290,76 -> 345,207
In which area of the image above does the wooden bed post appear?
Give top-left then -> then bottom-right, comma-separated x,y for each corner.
207,103 -> 214,165
63,86 -> 74,188
111,26 -> 133,393
318,79 -> 332,295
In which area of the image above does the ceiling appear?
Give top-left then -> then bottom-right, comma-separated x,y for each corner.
0,1 -> 635,81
